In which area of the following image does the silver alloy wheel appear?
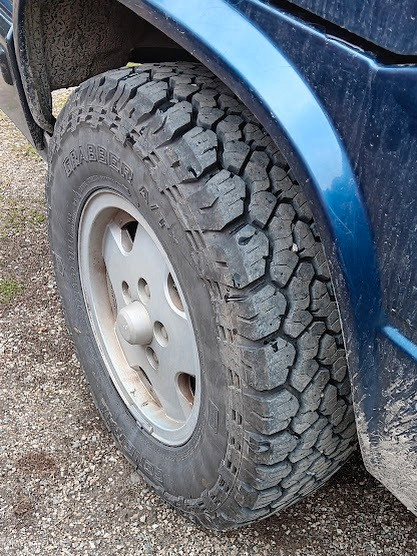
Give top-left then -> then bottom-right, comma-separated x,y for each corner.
78,190 -> 201,446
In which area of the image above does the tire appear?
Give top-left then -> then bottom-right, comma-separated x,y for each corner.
47,62 -> 356,530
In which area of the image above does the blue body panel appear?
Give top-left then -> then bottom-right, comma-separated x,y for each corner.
2,0 -> 417,511
285,0 -> 417,55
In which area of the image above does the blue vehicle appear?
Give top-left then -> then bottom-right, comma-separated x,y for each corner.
1,0 -> 416,529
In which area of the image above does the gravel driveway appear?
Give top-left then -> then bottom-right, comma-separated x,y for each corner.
0,93 -> 416,555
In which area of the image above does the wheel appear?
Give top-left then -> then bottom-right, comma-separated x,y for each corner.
47,62 -> 356,530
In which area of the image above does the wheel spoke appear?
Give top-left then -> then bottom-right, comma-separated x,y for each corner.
130,224 -> 171,305
157,315 -> 198,375
102,222 -> 130,310
114,325 -> 148,371
148,359 -> 193,423
149,309 -> 198,423
116,322 -> 193,423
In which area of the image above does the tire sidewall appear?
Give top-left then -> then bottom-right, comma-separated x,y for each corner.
48,122 -> 228,501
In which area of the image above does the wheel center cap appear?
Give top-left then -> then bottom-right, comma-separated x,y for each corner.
116,301 -> 153,345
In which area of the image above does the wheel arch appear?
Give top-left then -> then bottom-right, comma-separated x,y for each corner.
15,0 -> 381,420
13,0 -> 190,133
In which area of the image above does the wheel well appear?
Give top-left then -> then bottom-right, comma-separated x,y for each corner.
16,0 -> 193,132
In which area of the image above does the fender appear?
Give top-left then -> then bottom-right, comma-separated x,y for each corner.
115,0 -> 383,436
15,0 -> 400,502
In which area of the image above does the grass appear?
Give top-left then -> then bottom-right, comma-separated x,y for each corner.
0,195 -> 46,237
0,277 -> 24,303
29,211 -> 46,224
11,142 -> 41,160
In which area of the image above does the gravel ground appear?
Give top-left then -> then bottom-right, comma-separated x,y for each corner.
0,92 -> 416,556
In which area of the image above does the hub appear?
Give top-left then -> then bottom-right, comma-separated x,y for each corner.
115,301 -> 153,345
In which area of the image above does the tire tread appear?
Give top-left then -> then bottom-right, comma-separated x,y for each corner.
49,62 -> 356,530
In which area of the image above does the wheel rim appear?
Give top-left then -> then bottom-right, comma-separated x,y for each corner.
78,190 -> 201,446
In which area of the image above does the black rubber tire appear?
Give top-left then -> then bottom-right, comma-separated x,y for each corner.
47,62 -> 356,530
